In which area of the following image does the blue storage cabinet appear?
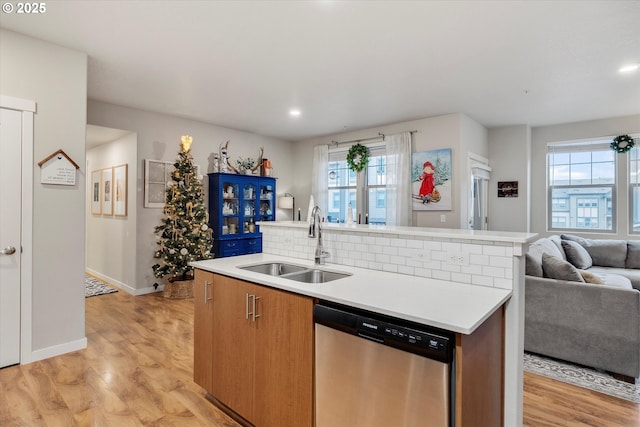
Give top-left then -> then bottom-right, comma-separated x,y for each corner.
208,173 -> 276,258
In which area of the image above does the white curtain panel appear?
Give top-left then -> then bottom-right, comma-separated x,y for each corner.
311,144 -> 329,220
386,132 -> 413,226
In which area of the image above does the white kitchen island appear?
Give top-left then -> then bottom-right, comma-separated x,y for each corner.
192,221 -> 537,427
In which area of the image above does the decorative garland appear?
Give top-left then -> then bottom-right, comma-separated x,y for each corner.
610,134 -> 635,153
346,143 -> 370,172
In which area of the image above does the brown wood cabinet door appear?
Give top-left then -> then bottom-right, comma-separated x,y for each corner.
193,269 -> 214,394
252,285 -> 314,427
211,275 -> 256,423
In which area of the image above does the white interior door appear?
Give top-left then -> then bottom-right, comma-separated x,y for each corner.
0,107 -> 22,367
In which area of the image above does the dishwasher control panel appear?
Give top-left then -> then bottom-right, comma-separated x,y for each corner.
315,301 -> 454,363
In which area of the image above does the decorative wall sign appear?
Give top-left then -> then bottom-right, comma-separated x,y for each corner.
498,181 -> 518,197
38,149 -> 80,185
113,164 -> 128,216
411,148 -> 452,211
101,167 -> 113,215
91,170 -> 102,214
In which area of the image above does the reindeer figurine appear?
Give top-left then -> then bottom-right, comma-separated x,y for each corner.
219,140 -> 240,174
251,147 -> 264,174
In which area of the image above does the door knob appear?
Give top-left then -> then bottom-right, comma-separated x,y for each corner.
0,246 -> 16,255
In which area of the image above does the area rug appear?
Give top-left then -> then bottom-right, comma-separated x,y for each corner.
85,274 -> 118,298
524,352 -> 640,403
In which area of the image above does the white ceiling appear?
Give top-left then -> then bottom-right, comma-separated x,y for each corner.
1,1 -> 639,142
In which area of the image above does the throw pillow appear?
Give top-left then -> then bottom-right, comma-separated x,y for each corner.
541,253 -> 585,282
626,241 -> 640,269
561,240 -> 593,269
578,269 -> 604,284
561,234 -> 627,268
525,253 -> 543,277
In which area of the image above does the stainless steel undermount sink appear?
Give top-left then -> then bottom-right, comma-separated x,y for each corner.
238,262 -> 307,276
238,262 -> 351,284
282,269 -> 351,284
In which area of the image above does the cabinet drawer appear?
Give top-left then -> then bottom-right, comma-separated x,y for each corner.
245,238 -> 262,254
214,237 -> 262,258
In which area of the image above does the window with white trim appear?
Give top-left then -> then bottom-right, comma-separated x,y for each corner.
327,144 -> 387,224
629,144 -> 640,233
547,140 -> 616,232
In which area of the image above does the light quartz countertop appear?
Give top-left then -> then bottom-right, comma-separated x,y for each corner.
190,253 -> 512,335
260,221 -> 538,245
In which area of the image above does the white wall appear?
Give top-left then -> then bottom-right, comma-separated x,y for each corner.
86,132 -> 138,291
87,100 -> 294,291
459,114 -> 489,228
530,114 -> 640,239
488,125 -> 531,232
292,113 -> 488,229
0,30 -> 87,356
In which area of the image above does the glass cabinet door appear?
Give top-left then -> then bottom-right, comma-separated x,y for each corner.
259,182 -> 275,221
222,181 -> 239,235
243,183 -> 257,234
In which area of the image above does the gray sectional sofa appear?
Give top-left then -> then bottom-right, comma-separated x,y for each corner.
525,234 -> 640,382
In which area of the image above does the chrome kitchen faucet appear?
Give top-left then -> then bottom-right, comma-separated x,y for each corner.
308,206 -> 330,265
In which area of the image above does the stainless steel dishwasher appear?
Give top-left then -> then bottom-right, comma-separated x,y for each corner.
314,301 -> 455,427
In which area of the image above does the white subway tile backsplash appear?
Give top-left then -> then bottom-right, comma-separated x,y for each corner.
375,254 -> 391,264
469,254 -> 489,265
375,237 -> 391,246
483,245 -> 507,256
489,256 -> 511,268
432,270 -> 451,281
483,266 -> 505,278
414,268 -> 432,278
406,239 -> 424,249
494,278 -> 513,290
472,275 -> 494,287
451,272 -> 472,284
398,265 -> 415,276
383,264 -> 398,273
260,226 -> 517,291
382,246 -> 399,256
390,239 -> 407,248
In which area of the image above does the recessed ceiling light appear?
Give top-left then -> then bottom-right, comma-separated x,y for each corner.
619,64 -> 639,73
289,109 -> 301,117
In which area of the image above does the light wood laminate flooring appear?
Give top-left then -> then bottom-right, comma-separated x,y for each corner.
0,287 -> 638,426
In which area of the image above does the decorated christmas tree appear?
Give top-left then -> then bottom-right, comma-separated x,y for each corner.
152,135 -> 212,284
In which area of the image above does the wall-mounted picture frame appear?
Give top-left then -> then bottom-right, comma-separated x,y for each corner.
144,159 -> 173,208
411,148 -> 452,211
498,181 -> 518,197
101,167 -> 113,215
113,164 -> 128,216
91,170 -> 102,214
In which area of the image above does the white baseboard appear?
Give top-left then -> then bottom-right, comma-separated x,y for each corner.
28,337 -> 87,364
85,268 -> 164,296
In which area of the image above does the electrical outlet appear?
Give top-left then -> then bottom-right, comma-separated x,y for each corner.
440,214 -> 446,223
446,252 -> 468,266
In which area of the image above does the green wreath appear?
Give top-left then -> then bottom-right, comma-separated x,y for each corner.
346,143 -> 369,172
610,134 -> 635,153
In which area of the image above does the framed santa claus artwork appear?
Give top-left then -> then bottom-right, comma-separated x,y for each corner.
411,148 -> 452,211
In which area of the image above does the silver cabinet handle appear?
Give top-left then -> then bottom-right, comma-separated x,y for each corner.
1,246 -> 16,255
252,295 -> 261,322
245,293 -> 251,320
204,280 -> 212,303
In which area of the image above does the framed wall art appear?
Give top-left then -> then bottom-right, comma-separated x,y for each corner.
113,164 -> 128,216
498,181 -> 518,197
91,169 -> 102,214
411,148 -> 452,211
101,167 -> 113,216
